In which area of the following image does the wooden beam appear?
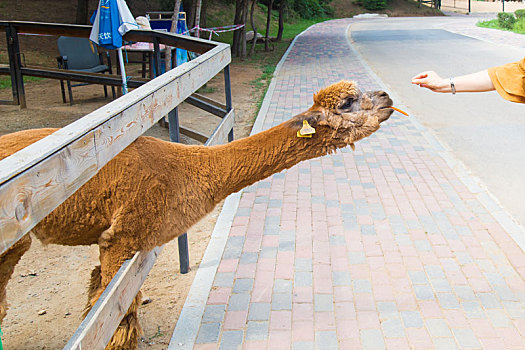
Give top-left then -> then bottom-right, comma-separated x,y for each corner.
205,109 -> 235,146
0,43 -> 231,256
185,95 -> 227,118
20,66 -> 148,88
179,126 -> 209,144
64,247 -> 163,349
0,21 -> 216,54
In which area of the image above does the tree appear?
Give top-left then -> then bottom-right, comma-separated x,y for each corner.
232,0 -> 245,57
249,0 -> 258,56
75,0 -> 90,24
276,0 -> 286,41
264,0 -> 273,51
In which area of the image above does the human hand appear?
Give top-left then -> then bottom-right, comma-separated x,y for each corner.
411,71 -> 450,93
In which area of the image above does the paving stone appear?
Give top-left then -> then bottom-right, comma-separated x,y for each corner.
229,293 -> 251,311
314,294 -> 334,312
502,301 -> 525,319
461,301 -> 485,319
329,235 -> 346,246
295,258 -> 313,272
487,309 -> 513,328
426,319 -> 453,337
315,331 -> 338,350
414,285 -> 435,300
408,271 -> 428,285
401,311 -> 423,328
431,279 -> 452,293
293,342 -> 315,350
214,272 -> 235,288
414,240 -> 432,252
295,271 -> 313,287
349,252 -> 366,264
425,265 -> 446,279
272,293 -> 292,310
332,271 -> 352,286
269,199 -> 283,208
377,302 -> 399,321
219,330 -> 244,350
360,329 -> 386,350
353,279 -> 372,293
246,321 -> 269,340
274,279 -> 293,294
279,240 -> 295,251
248,303 -> 271,321
196,323 -> 221,344
202,304 -> 226,323
233,279 -> 254,293
478,293 -> 502,309
437,293 -> 460,309
433,338 -> 458,350
381,318 -> 405,338
452,328 -> 481,349
265,216 -> 280,227
361,225 -> 376,235
260,246 -> 278,258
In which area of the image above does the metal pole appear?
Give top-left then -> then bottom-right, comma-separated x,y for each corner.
503,0 -> 505,12
7,24 -> 26,108
167,101 -> 189,274
224,65 -> 234,142
153,37 -> 162,77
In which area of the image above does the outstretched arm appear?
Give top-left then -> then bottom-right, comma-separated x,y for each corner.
411,70 -> 495,93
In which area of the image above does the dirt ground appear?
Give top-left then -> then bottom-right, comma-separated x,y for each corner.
0,60 -> 261,349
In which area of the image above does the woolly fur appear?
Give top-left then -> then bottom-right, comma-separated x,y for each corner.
0,80 -> 393,349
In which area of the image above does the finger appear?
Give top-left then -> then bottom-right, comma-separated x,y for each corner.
411,72 -> 429,80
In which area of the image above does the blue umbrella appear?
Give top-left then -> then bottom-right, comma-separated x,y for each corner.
90,0 -> 139,94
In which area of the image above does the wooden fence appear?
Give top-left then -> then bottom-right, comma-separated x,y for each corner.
0,21 -> 234,349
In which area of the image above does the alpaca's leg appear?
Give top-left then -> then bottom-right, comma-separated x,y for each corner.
0,235 -> 32,322
84,228 -> 142,350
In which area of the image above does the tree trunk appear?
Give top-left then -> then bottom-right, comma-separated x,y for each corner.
240,0 -> 249,59
200,0 -> 208,29
265,0 -> 273,51
249,0 -> 257,56
183,0 -> 196,29
232,0 -> 244,57
75,0 -> 89,25
165,0 -> 182,72
194,0 -> 202,37
277,0 -> 286,41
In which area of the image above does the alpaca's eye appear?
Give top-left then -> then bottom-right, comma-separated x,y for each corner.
339,98 -> 353,110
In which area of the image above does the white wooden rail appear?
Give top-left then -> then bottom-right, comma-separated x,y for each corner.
0,33 -> 232,348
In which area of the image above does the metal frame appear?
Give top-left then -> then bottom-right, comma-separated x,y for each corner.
0,20 -> 235,349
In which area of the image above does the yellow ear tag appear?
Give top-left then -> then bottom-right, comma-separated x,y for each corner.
297,120 -> 316,138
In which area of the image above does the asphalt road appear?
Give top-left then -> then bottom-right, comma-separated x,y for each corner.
349,16 -> 525,226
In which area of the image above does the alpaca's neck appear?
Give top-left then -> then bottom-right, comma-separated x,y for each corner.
211,119 -> 334,200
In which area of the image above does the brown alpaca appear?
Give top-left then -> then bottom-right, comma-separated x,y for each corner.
0,80 -> 393,349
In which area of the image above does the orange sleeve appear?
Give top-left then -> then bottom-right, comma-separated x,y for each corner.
487,57 -> 525,104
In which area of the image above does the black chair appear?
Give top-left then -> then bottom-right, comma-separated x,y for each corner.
56,36 -> 116,105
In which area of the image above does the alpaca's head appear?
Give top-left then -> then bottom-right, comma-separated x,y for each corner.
293,80 -> 393,150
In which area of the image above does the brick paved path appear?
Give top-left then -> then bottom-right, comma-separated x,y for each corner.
170,18 -> 525,349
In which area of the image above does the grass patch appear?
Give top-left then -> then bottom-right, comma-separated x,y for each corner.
478,17 -> 525,34
0,75 -> 45,89
197,84 -> 218,94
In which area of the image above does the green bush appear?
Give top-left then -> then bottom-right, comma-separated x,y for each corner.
290,0 -> 331,18
498,12 -> 516,29
515,9 -> 525,19
513,18 -> 525,33
362,0 -> 388,10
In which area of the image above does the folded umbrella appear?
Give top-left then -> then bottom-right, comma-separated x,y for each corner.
89,0 -> 139,94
